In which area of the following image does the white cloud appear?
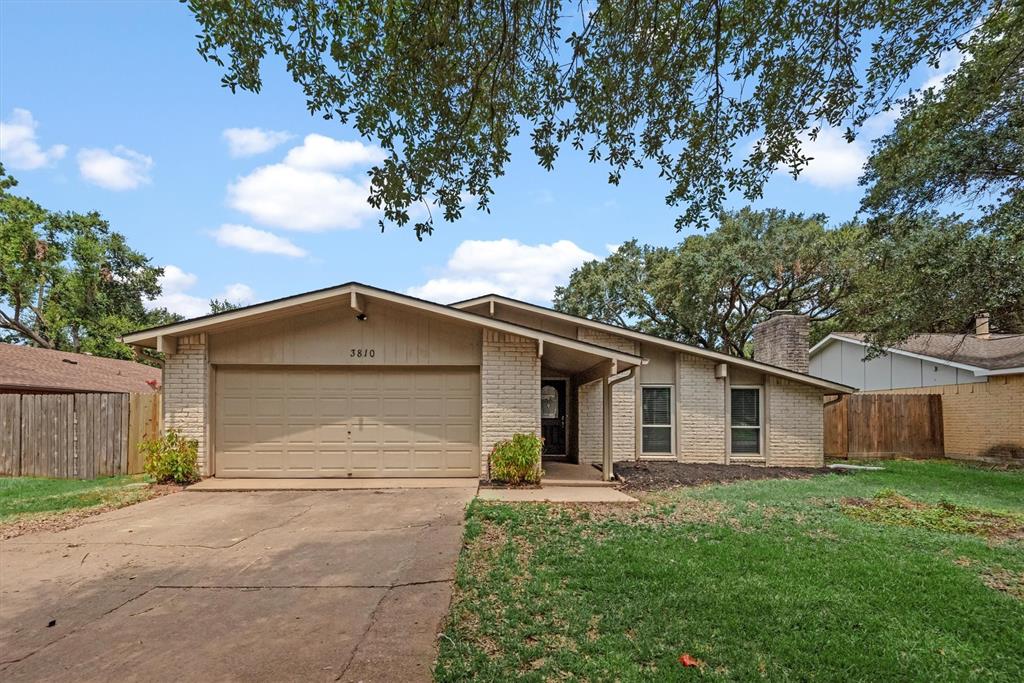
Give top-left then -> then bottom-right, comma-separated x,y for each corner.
407,239 -> 598,304
212,223 -> 308,258
77,146 -> 153,190
149,265 -> 206,318
605,243 -> 621,254
148,265 -> 255,318
922,47 -> 965,93
222,127 -> 292,157
283,134 -> 385,170
219,283 -> 255,305
0,109 -> 67,170
228,163 -> 378,231
795,128 -> 868,190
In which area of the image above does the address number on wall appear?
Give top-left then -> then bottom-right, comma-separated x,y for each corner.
350,348 -> 376,358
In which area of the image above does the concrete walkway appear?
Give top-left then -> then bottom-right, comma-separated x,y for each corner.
189,477 -> 479,491
478,486 -> 638,503
541,460 -> 616,487
1,487 -> 475,682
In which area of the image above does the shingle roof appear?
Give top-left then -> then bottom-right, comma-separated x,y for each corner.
832,333 -> 1024,372
0,343 -> 161,393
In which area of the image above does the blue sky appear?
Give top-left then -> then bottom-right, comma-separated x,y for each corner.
0,1 -> 958,316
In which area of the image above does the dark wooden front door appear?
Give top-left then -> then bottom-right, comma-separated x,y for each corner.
540,380 -> 567,455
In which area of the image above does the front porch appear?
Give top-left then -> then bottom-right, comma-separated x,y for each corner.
540,459 -> 616,487
537,345 -> 640,481
481,329 -> 643,483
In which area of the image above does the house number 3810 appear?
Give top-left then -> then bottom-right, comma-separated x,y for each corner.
350,348 -> 375,358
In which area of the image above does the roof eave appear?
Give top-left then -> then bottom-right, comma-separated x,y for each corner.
452,295 -> 854,393
123,283 -> 645,369
983,366 -> 1024,376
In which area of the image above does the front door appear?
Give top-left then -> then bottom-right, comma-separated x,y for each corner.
540,379 -> 567,455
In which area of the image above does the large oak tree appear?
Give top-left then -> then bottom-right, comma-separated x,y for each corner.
554,208 -> 1012,355
858,2 -> 1024,338
554,209 -> 862,355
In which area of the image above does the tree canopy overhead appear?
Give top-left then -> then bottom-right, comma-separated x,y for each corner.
185,0 -> 994,237
860,3 -> 1022,235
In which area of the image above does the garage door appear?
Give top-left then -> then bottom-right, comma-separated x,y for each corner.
214,367 -> 479,478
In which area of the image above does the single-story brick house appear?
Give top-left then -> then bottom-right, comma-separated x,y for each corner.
122,283 -> 851,480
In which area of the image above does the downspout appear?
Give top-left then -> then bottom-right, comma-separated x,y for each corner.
603,367 -> 637,482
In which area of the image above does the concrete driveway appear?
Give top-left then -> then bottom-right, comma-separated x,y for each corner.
0,486 -> 476,682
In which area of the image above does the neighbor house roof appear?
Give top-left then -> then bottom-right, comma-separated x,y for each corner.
0,343 -> 161,393
450,293 -> 854,393
124,283 -> 852,394
809,332 -> 1024,376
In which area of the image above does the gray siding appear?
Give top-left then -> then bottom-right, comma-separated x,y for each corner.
810,338 -> 987,390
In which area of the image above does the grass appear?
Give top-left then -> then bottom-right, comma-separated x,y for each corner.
435,460 -> 1024,682
0,474 -> 152,521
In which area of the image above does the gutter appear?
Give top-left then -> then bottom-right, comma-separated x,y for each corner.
602,367 -> 636,482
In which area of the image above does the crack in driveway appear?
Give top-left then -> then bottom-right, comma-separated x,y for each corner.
0,489 -> 471,680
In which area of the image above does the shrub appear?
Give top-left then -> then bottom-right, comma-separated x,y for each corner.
490,433 -> 543,485
141,430 -> 200,485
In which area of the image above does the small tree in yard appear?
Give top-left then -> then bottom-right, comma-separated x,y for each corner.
141,430 -> 201,485
490,433 -> 543,485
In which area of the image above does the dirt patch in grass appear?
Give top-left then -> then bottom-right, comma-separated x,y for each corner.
0,483 -> 182,540
534,499 -> 729,530
842,489 -> 1024,541
981,567 -> 1024,600
616,461 -> 836,491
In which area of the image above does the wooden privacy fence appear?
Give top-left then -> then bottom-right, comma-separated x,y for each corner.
0,392 -> 162,478
825,394 -> 944,459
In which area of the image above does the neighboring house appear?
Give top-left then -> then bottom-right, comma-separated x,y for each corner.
122,283 -> 851,481
0,343 -> 161,394
809,314 -> 1024,461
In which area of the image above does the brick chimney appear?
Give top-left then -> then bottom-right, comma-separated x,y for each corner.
975,312 -> 991,338
752,310 -> 810,373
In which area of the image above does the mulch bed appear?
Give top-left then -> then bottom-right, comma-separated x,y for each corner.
615,461 -> 838,491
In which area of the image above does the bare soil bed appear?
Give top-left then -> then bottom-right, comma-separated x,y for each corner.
615,461 -> 837,491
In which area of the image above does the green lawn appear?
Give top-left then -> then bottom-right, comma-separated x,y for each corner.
0,474 -> 152,521
436,461 -> 1024,682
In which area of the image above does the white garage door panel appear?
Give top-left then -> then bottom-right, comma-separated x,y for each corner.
215,367 -> 480,478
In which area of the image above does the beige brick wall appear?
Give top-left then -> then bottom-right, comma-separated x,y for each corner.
678,353 -> 727,463
481,330 -> 541,479
766,376 -> 824,467
577,329 -> 637,464
872,375 -> 1024,461
163,333 -> 209,474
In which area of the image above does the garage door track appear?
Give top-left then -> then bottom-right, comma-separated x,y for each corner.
0,487 -> 476,682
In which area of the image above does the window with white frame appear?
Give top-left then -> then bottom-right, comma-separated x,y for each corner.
730,387 -> 761,454
641,386 -> 673,454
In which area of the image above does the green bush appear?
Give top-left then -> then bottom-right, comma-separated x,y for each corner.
141,430 -> 200,485
490,433 -> 543,485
